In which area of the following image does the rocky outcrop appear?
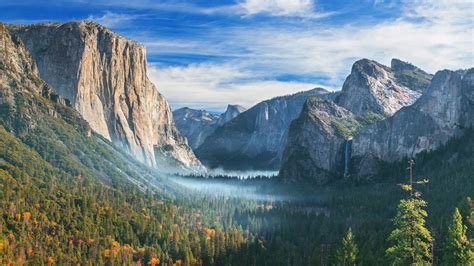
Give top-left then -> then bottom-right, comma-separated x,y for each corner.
173,104 -> 246,149
195,88 -> 335,170
391,58 -> 433,93
351,68 -> 474,177
0,24 -> 43,95
336,59 -> 422,117
279,96 -> 360,184
216,104 -> 247,126
1,24 -> 72,110
1,24 -> 178,195
10,21 -> 202,172
1,23 -> 75,132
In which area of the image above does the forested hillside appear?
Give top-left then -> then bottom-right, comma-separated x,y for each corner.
0,19 -> 472,266
0,27 -> 253,265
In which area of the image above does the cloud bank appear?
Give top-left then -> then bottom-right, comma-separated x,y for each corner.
3,0 -> 471,111
144,0 -> 473,111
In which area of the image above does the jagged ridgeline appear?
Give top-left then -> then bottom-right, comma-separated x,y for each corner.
195,88 -> 338,170
173,104 -> 246,149
0,23 -> 254,265
193,58 -> 435,173
279,57 -> 473,184
8,21 -> 202,173
278,59 -> 433,184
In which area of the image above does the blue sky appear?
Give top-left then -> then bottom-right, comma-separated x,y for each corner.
1,0 -> 473,111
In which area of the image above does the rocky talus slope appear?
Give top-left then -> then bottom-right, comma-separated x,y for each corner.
173,104 -> 246,149
10,21 -> 202,172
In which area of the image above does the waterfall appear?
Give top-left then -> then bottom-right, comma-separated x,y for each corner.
343,138 -> 352,177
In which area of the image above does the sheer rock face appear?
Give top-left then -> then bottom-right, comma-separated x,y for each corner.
195,88 -> 336,170
352,69 -> 474,177
10,21 -> 202,172
173,104 -> 246,149
336,59 -> 421,117
279,97 -> 360,184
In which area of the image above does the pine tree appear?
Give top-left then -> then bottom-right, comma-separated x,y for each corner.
386,159 -> 433,265
386,198 -> 433,265
443,208 -> 473,265
334,227 -> 358,266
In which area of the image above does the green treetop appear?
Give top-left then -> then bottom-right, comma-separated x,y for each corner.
443,208 -> 473,265
386,159 -> 433,265
334,227 -> 358,266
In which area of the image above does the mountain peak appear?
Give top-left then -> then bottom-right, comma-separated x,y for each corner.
351,59 -> 391,78
217,104 -> 247,126
390,58 -> 433,92
309,87 -> 330,94
391,58 -> 417,71
225,104 -> 246,113
336,58 -> 421,116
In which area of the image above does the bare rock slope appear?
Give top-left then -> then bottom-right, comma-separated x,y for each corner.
336,59 -> 421,117
10,21 -> 202,172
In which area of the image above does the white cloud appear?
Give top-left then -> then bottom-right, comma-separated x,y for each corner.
238,0 -> 315,17
143,0 -> 473,110
147,63 -> 321,111
78,0 -> 331,18
87,11 -> 137,28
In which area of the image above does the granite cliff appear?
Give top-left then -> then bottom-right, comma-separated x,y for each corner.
10,21 -> 202,172
279,59 -> 437,184
336,59 -> 421,117
195,88 -> 337,170
173,104 -> 246,149
279,96 -> 360,184
390,58 -> 433,93
351,68 -> 474,177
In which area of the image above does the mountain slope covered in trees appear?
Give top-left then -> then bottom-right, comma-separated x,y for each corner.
0,25 -> 254,265
0,21 -> 472,265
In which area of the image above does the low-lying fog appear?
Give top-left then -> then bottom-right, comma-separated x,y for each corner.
169,175 -> 286,201
204,168 -> 278,179
167,170 -> 326,204
168,173 -> 330,216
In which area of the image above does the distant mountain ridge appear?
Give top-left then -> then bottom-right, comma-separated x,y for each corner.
195,87 -> 336,170
173,104 -> 246,149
